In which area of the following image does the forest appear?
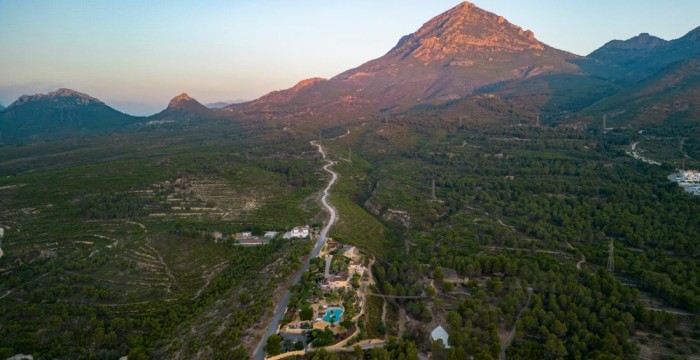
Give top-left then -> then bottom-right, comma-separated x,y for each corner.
321,118 -> 700,359
1,114 -> 698,359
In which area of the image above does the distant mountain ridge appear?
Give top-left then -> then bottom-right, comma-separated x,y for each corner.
2,2 -> 699,142
585,27 -> 700,84
0,89 -> 224,144
205,100 -> 247,109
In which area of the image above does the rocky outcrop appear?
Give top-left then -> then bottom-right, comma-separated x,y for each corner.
386,1 -> 545,65
9,88 -> 102,108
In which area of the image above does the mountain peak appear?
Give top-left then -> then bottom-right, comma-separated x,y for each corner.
388,1 -> 544,64
233,2 -> 578,119
1,89 -> 137,144
621,33 -> 665,48
167,93 -> 195,108
48,88 -> 98,99
155,93 -> 209,118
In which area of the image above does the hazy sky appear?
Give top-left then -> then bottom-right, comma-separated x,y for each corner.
1,1 -> 698,115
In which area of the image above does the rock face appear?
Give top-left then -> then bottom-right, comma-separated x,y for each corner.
0,89 -> 139,144
228,1 -> 579,120
167,93 -> 196,108
385,1 -> 544,65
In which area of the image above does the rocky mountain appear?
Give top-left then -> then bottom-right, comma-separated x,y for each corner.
0,104 -> 5,111
585,27 -> 700,84
148,93 -> 212,121
0,88 -> 140,144
228,1 -> 581,120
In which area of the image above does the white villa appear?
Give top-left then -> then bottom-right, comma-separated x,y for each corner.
283,225 -> 310,239
264,231 -> 278,239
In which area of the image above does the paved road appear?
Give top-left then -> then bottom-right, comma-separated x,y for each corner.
324,255 -> 332,278
253,140 -> 339,360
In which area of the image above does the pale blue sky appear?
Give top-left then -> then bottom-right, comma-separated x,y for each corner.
1,1 -> 698,115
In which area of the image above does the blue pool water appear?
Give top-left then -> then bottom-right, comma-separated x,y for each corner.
322,308 -> 344,323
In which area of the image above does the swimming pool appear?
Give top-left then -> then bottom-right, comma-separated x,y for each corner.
322,308 -> 344,323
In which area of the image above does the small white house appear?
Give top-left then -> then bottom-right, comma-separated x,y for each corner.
264,231 -> 278,239
291,226 -> 309,238
431,325 -> 450,348
234,231 -> 253,239
283,225 -> 310,239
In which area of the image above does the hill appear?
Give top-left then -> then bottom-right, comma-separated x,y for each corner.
0,88 -> 141,144
147,93 -> 214,122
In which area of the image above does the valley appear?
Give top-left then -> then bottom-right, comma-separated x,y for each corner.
1,1 -> 700,359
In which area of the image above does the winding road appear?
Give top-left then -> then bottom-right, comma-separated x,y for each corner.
252,139 -> 339,360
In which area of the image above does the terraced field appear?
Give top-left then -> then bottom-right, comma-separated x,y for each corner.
0,126 -> 326,358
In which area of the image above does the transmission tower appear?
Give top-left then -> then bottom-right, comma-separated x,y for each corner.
607,239 -> 614,273
431,178 -> 437,201
602,114 -> 607,132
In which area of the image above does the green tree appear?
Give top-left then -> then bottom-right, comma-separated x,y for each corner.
265,334 -> 283,356
300,306 -> 314,321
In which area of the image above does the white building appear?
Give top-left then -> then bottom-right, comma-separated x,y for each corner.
234,231 -> 253,239
431,325 -> 450,348
264,231 -> 278,239
283,225 -> 310,239
677,170 -> 700,183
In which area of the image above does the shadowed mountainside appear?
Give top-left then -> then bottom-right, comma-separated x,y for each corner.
0,89 -> 141,144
